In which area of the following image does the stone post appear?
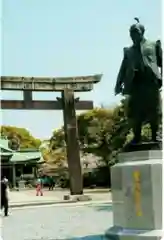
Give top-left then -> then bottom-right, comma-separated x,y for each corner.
61,89 -> 83,195
12,164 -> 16,188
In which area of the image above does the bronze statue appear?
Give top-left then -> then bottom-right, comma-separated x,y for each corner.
115,18 -> 162,144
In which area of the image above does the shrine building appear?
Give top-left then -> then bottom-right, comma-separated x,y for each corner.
0,137 -> 44,187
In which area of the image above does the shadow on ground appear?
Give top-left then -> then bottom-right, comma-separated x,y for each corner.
88,203 -> 113,212
61,234 -> 107,240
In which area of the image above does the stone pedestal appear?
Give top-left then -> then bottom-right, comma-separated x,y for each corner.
106,148 -> 163,240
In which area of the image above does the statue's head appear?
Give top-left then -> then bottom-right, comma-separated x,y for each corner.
129,18 -> 145,44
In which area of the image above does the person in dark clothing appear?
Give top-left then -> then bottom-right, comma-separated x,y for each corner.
1,180 -> 9,216
49,177 -> 55,191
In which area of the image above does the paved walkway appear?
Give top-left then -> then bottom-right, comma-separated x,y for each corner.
3,203 -> 113,239
8,189 -> 112,207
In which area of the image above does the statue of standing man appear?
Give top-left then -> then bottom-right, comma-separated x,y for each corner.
115,18 -> 162,144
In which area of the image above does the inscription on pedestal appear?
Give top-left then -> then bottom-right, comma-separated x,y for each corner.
133,171 -> 142,217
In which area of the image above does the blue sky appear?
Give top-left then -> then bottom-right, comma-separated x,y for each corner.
1,0 -> 161,139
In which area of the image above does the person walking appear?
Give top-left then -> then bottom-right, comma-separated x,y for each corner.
1,178 -> 9,216
36,177 -> 43,196
3,176 -> 8,184
49,176 -> 55,191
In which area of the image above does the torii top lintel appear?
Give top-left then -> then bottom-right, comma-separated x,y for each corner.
1,74 -> 102,92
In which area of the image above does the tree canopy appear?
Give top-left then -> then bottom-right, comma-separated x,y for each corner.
77,101 -> 130,166
0,126 -> 41,149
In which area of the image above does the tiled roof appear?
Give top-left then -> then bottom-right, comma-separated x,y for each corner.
10,151 -> 42,162
0,139 -> 13,152
0,138 -> 42,163
0,152 -> 13,157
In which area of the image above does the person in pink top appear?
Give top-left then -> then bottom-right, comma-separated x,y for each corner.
36,178 -> 43,196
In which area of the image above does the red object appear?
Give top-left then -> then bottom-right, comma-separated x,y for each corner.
36,184 -> 43,196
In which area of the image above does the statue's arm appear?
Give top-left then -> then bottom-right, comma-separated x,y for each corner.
155,40 -> 162,68
115,48 -> 127,95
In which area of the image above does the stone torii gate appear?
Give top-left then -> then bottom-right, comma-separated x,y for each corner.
1,74 -> 102,195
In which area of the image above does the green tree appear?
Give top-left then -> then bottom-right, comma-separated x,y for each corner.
49,128 -> 65,150
0,126 -> 41,149
77,101 -> 130,166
